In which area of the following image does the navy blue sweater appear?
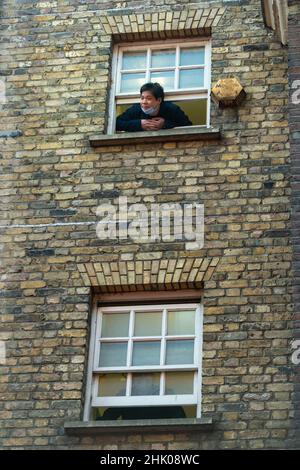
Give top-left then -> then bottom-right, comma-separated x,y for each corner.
116,102 -> 192,132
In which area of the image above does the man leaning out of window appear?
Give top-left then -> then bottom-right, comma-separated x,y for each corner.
116,82 -> 192,132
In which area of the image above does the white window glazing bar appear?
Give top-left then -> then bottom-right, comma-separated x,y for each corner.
161,307 -> 167,365
94,365 -> 198,373
116,93 -> 207,105
178,64 -> 205,70
127,308 -> 135,367
96,334 -> 195,342
145,47 -> 151,83
116,88 -> 207,100
174,45 -> 180,90
120,68 -> 147,74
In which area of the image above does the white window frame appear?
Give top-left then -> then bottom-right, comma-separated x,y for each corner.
84,301 -> 203,420
107,39 -> 212,134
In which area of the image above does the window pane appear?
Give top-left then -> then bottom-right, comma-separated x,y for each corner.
120,73 -> 146,93
122,51 -> 147,70
131,373 -> 160,396
101,313 -> 129,338
134,311 -> 162,336
165,340 -> 194,365
151,49 -> 176,68
150,71 -> 174,91
98,374 -> 126,397
167,310 -> 195,335
99,342 -> 127,367
179,68 -> 204,89
180,47 -> 205,66
132,341 -> 161,366
165,372 -> 194,394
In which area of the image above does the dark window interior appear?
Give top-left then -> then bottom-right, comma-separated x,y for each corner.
94,405 -> 196,420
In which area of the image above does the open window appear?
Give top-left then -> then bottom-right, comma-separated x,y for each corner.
84,301 -> 203,421
108,39 -> 211,134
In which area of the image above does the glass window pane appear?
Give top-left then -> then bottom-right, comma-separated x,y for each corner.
120,73 -> 146,93
101,313 -> 129,338
99,342 -> 127,367
98,374 -> 126,397
165,340 -> 194,365
122,51 -> 147,70
150,71 -> 174,91
179,69 -> 204,89
167,310 -> 195,335
131,373 -> 160,396
134,311 -> 162,336
151,49 -> 176,68
165,372 -> 194,394
132,341 -> 161,366
180,47 -> 205,66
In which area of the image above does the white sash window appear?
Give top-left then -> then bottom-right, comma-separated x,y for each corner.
108,40 -> 211,133
84,302 -> 203,420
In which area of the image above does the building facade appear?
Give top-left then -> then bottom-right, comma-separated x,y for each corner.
289,0 -> 300,450
0,0 -> 299,449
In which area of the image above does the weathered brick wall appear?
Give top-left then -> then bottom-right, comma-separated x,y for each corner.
289,0 -> 300,450
0,0 -> 295,449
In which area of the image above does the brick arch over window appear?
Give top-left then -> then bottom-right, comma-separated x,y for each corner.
78,256 -> 220,290
99,7 -> 226,42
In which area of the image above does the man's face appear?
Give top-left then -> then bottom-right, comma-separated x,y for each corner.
140,90 -> 161,110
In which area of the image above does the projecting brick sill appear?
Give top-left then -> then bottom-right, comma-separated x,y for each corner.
89,127 -> 221,147
64,417 -> 213,436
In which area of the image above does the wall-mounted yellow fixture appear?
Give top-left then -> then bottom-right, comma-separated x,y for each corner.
211,78 -> 246,108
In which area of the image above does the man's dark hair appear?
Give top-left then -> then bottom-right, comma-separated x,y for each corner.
140,82 -> 165,101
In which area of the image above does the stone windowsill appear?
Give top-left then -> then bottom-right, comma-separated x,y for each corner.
89,126 -> 221,147
64,417 -> 214,435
